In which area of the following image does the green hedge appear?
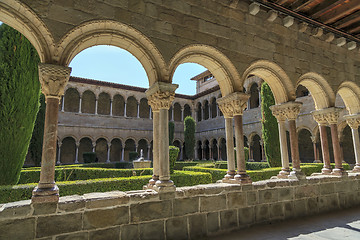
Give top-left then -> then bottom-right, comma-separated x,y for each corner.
24,162 -> 134,170
19,168 -> 153,184
0,170 -> 212,204
214,161 -> 270,170
169,146 -> 180,174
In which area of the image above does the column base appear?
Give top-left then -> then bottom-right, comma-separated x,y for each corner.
144,175 -> 159,190
289,169 -> 306,180
153,180 -> 176,193
331,168 -> 348,176
223,170 -> 236,181
352,165 -> 360,172
31,185 -> 59,204
234,172 -> 252,184
321,166 -> 332,174
277,168 -> 290,178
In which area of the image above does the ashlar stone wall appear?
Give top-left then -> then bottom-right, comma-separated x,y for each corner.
1,174 -> 360,240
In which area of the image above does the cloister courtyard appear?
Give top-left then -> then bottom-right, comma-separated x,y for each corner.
1,0 -> 360,239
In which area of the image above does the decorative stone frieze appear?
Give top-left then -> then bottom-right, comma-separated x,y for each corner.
217,92 -> 249,118
38,63 -> 71,99
146,82 -> 178,111
344,114 -> 360,129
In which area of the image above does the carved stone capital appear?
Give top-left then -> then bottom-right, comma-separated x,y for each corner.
38,63 -> 72,99
146,82 -> 178,111
312,107 -> 342,125
270,102 -> 302,121
217,92 -> 249,118
310,136 -> 317,143
344,114 -> 360,129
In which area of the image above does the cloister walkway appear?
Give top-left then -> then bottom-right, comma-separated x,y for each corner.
210,207 -> 360,240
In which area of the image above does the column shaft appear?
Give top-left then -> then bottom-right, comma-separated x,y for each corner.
288,120 -> 300,170
319,125 -> 331,173
157,108 -> 171,182
106,144 -> 111,163
149,111 -> 160,185
57,144 -> 61,165
124,102 -> 127,117
234,115 -> 251,183
330,124 -> 344,174
224,118 -> 235,179
75,144 -> 79,164
79,97 -> 82,113
95,98 -> 98,115
121,147 -> 125,162
278,120 -> 290,177
351,127 -> 360,171
110,100 -> 113,116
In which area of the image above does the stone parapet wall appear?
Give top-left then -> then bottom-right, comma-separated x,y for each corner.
1,174 -> 360,239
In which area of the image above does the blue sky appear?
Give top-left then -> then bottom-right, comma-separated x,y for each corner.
0,21 -> 206,95
69,45 -> 206,95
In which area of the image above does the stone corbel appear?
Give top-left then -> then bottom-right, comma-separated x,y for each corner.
38,63 -> 72,99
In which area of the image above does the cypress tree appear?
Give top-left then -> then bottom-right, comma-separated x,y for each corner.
261,82 -> 281,167
29,94 -> 45,166
184,116 -> 195,160
0,24 -> 41,185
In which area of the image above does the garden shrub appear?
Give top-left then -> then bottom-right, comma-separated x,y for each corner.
0,24 -> 40,185
169,121 -> 175,145
184,116 -> 196,160
214,161 -> 270,170
129,151 -> 139,161
0,170 -> 212,203
83,152 -> 97,163
169,146 -> 180,174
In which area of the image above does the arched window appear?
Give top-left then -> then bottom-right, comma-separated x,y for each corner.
113,94 -> 125,116
184,104 -> 191,119
210,97 -> 217,118
197,103 -> 202,121
78,137 -> 93,163
249,83 -> 259,109
139,98 -> 150,118
203,100 -> 209,120
98,92 -> 111,115
95,138 -> 108,162
81,90 -> 96,114
173,103 -> 182,122
61,137 -> 76,164
64,88 -> 80,112
126,96 -> 138,118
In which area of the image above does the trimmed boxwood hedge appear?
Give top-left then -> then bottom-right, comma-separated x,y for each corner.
214,161 -> 270,170
0,170 -> 212,204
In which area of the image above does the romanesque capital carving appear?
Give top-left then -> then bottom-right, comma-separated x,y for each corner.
217,92 -> 249,118
344,114 -> 360,129
38,63 -> 72,99
146,82 -> 178,111
312,107 -> 342,125
270,101 -> 302,121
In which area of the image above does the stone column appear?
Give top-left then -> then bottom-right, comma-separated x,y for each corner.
75,141 -> 79,164
209,144 -> 213,160
310,136 -> 319,161
171,105 -> 174,121
61,96 -> 65,112
121,146 -> 125,162
146,82 -> 178,192
249,143 -> 254,161
110,99 -> 113,116
270,105 -> 290,178
95,97 -> 98,115
202,146 -> 206,160
149,107 -> 152,119
147,144 -> 151,160
137,103 -> 140,118
217,105 -> 220,117
312,112 -> 332,174
92,141 -> 96,152
208,103 -> 211,119
218,144 -> 221,160
124,101 -> 127,117
324,108 -> 346,176
106,142 -> 111,163
181,107 -> 184,121
345,114 -> 360,172
79,96 -> 82,113
57,142 -> 62,165
223,117 -> 235,180
32,63 -> 71,204
285,102 -> 305,179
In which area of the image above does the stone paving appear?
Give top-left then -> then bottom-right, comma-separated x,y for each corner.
209,207 -> 360,240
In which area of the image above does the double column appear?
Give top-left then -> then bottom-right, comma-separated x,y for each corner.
312,108 -> 346,175
218,92 -> 251,184
344,114 -> 360,172
146,82 -> 178,192
32,64 -> 71,203
271,102 -> 304,179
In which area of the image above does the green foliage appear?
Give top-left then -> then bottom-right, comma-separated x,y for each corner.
28,94 -> 45,166
169,146 -> 180,174
129,151 -> 139,161
0,24 -> 41,185
184,116 -> 196,160
0,170 -> 212,203
83,152 -> 97,163
169,121 -> 175,145
261,82 -> 281,167
244,147 -> 249,162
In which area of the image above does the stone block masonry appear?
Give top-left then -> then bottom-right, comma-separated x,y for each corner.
1,174 -> 360,239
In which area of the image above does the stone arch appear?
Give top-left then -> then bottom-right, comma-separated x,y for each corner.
337,81 -> 360,115
242,60 -> 295,104
169,45 -> 240,96
139,98 -> 150,118
78,137 -> 93,163
126,96 -> 138,118
110,138 -> 122,162
173,102 -> 182,122
298,128 -> 314,163
57,20 -> 167,85
124,138 -> 136,162
249,83 -> 260,109
61,137 -> 76,164
249,134 -> 262,162
95,138 -> 108,162
98,92 -> 111,115
297,72 -> 335,110
0,0 -> 53,62
64,88 -> 80,112
184,104 -> 191,119
295,85 -> 309,98
82,90 -> 96,114
113,94 -> 125,116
